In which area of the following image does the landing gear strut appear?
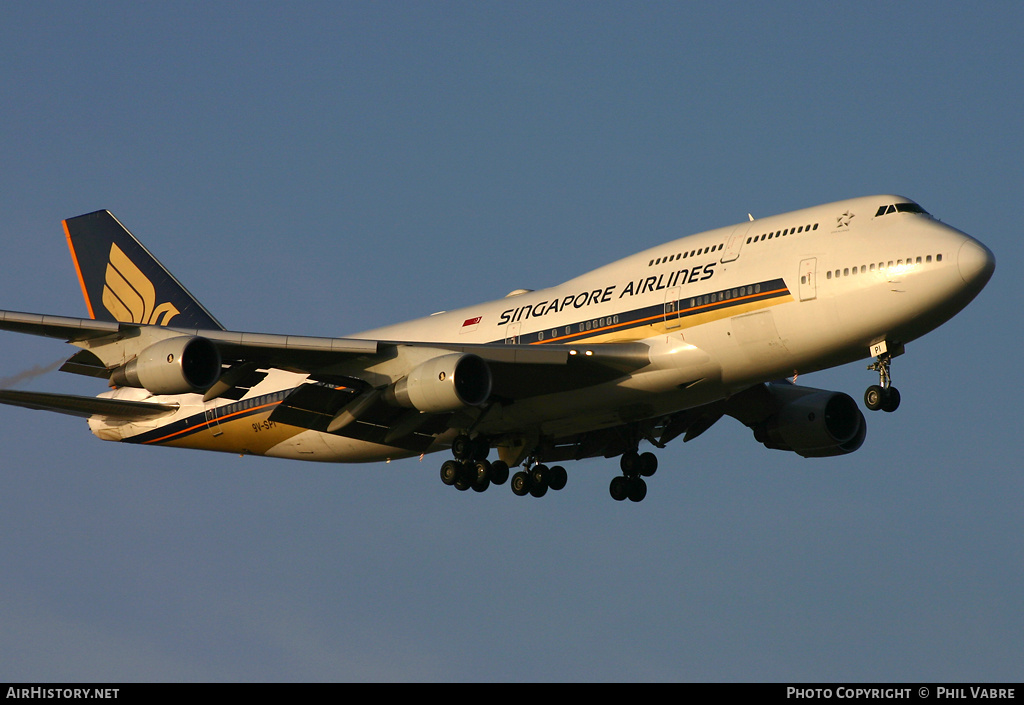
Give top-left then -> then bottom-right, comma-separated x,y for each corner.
609,450 -> 657,502
865,351 -> 901,413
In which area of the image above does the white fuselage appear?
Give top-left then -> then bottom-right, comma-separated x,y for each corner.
92,195 -> 995,462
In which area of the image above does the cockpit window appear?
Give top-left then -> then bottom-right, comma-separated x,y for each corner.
875,202 -> 930,217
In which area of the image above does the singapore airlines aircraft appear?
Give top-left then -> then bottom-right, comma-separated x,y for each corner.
0,196 -> 995,501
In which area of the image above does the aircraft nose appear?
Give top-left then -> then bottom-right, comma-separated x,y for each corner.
957,238 -> 996,287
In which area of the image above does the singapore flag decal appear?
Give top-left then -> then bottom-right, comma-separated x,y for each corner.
460,315 -> 482,334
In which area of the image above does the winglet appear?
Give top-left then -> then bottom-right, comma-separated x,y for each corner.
63,210 -> 225,330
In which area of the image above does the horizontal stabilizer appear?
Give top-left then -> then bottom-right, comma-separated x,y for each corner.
0,390 -> 178,420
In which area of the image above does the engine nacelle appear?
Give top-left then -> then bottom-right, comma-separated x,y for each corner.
110,336 -> 222,395
753,388 -> 866,458
386,353 -> 492,413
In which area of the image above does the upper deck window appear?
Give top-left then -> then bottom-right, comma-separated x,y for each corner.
874,202 -> 930,217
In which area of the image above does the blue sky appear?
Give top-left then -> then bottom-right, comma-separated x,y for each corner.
0,1 -> 1021,682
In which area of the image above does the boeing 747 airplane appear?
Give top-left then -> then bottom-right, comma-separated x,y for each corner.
0,196 -> 995,501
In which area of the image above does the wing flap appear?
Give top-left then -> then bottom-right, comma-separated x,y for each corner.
0,389 -> 178,420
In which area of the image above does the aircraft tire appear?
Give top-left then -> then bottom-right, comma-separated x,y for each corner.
864,385 -> 886,411
609,475 -> 628,501
489,460 -> 510,485
451,434 -> 473,460
471,459 -> 491,484
620,451 -> 641,476
530,464 -> 548,489
440,460 -> 461,486
882,386 -> 901,413
627,477 -> 647,502
511,471 -> 530,496
548,465 -> 567,491
639,452 -> 658,477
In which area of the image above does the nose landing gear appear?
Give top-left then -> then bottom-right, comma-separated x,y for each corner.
864,347 -> 901,413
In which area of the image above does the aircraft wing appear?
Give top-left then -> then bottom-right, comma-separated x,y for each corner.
0,389 -> 178,420
0,308 -> 653,443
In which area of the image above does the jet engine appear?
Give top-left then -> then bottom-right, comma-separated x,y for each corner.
110,336 -> 222,395
386,353 -> 492,413
729,382 -> 867,458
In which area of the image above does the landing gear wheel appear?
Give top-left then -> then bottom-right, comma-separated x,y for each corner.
865,385 -> 886,411
881,386 -> 901,413
511,471 -> 530,497
451,434 -> 473,460
440,460 -> 461,486
609,475 -> 628,502
469,459 -> 491,490
470,436 -> 490,461
528,464 -> 549,497
620,451 -> 641,475
639,452 -> 658,477
530,464 -> 548,488
489,460 -> 510,485
472,477 -> 490,493
548,465 -> 568,491
627,477 -> 647,502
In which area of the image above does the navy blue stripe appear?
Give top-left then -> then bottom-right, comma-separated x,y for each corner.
498,278 -> 789,345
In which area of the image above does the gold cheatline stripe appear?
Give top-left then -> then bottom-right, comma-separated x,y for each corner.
532,286 -> 789,345
142,400 -> 280,445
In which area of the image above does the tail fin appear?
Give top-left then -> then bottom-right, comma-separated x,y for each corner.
63,210 -> 225,331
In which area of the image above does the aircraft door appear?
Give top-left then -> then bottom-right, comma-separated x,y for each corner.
664,286 -> 682,330
721,223 -> 753,263
799,257 -> 817,301
205,402 -> 224,438
505,322 -> 521,345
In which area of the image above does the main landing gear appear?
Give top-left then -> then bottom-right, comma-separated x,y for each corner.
439,434 -> 509,493
609,450 -> 658,502
510,462 -> 568,498
864,350 -> 901,413
438,434 -> 568,498
439,434 -> 661,502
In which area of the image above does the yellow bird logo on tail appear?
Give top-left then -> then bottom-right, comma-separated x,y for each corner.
101,243 -> 180,325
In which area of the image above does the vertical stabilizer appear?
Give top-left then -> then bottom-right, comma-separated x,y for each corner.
63,210 -> 225,331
